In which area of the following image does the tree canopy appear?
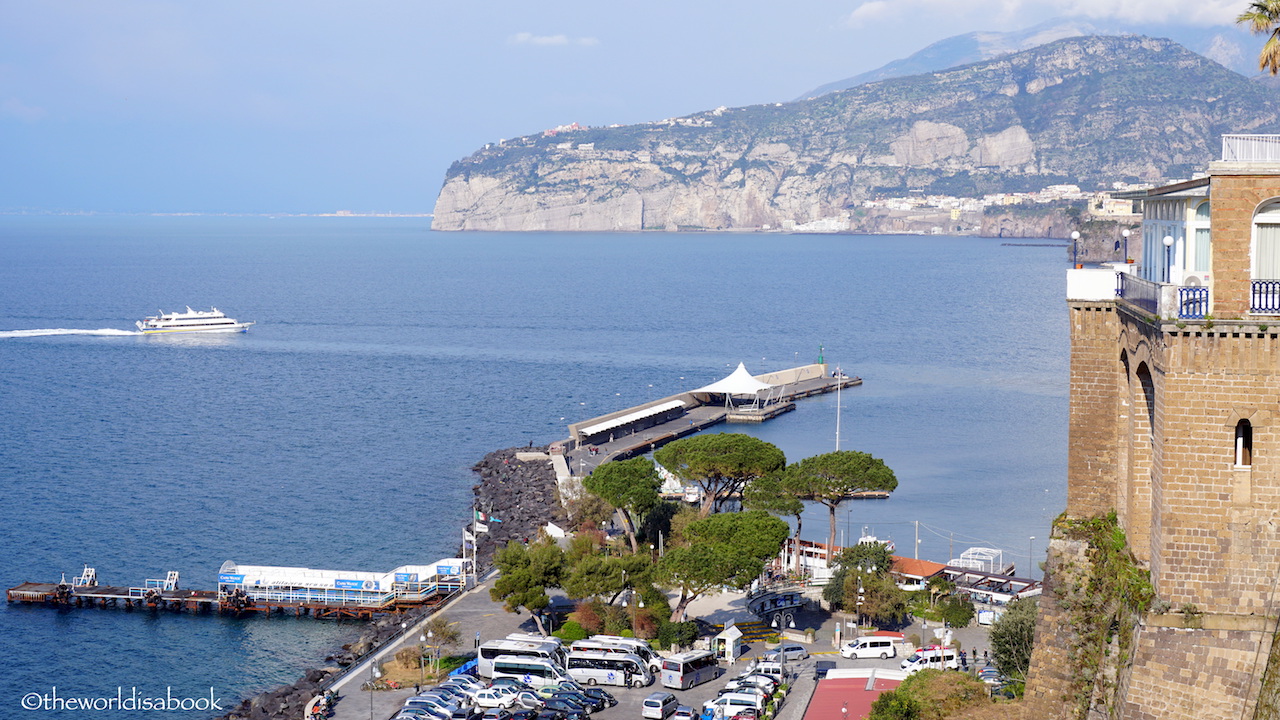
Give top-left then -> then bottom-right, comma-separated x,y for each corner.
743,471 -> 808,574
654,433 -> 785,516
786,450 -> 897,551
1239,0 -> 1280,74
655,510 -> 789,622
989,596 -> 1038,682
489,538 -> 565,635
584,457 -> 662,552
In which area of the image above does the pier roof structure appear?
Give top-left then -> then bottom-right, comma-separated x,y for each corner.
693,362 -> 775,395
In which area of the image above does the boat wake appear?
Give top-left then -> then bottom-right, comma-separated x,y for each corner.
0,328 -> 141,339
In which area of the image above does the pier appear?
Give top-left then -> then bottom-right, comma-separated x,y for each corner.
7,561 -> 469,620
554,362 -> 861,478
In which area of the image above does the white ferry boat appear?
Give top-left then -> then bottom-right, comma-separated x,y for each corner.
135,307 -> 254,334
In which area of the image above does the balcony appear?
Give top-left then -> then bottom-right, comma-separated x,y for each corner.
1116,273 -> 1209,320
1222,134 -> 1280,163
1253,280 -> 1280,314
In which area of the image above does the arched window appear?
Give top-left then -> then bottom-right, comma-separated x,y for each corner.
1236,419 -> 1253,467
1253,201 -> 1280,281
1191,201 -> 1211,274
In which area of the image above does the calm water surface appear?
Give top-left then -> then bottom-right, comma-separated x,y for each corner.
0,217 -> 1068,717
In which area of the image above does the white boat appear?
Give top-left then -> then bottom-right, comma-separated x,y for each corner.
135,307 -> 254,334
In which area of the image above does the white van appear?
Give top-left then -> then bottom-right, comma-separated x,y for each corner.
841,636 -> 899,660
702,693 -> 765,715
742,660 -> 785,681
642,692 -> 678,720
900,647 -> 958,674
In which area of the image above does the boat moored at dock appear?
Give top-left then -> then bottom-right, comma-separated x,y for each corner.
136,307 -> 254,334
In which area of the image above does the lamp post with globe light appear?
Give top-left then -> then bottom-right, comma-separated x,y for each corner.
419,631 -> 427,687
369,664 -> 381,720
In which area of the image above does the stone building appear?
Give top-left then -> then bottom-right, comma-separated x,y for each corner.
1023,134 -> 1280,719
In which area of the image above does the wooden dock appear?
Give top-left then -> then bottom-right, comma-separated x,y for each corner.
8,573 -> 458,620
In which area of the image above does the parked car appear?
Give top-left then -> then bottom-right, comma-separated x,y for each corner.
450,707 -> 484,720
510,711 -> 539,720
510,691 -> 545,710
433,686 -> 477,707
578,688 -> 616,708
481,709 -> 514,720
541,698 -> 589,716
397,709 -> 446,720
535,711 -> 567,720
491,679 -> 535,693
475,688 -> 520,709
763,644 -> 809,662
723,675 -> 777,694
673,706 -> 697,720
551,691 -> 604,713
730,709 -> 759,720
445,676 -> 487,691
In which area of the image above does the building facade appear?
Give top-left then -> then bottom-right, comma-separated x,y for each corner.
1024,135 -> 1280,719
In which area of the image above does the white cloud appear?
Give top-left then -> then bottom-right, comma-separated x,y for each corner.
509,32 -> 599,47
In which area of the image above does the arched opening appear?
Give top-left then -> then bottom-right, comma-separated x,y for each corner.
1128,361 -> 1156,565
1236,419 -> 1253,467
1251,200 -> 1280,312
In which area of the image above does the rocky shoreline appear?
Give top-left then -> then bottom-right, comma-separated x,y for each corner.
467,445 -> 568,570
215,445 -> 567,720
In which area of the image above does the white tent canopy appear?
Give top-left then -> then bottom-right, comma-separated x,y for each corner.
693,362 -> 774,396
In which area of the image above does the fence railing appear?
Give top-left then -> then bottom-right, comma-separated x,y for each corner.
1253,280 -> 1280,314
1118,273 -> 1212,319
1223,135 -> 1280,163
1178,287 -> 1209,319
1118,273 -> 1160,316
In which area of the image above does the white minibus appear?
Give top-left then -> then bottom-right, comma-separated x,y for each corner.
490,656 -> 573,688
565,650 -> 652,688
660,650 -> 720,689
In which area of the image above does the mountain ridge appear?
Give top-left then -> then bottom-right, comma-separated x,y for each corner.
433,35 -> 1280,233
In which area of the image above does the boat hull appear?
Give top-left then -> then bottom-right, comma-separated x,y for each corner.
137,324 -> 253,335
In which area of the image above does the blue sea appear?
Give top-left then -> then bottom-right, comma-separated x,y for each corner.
0,216 -> 1068,718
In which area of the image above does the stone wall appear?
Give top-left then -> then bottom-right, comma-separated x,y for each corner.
1065,302 -> 1122,518
1205,167 -> 1280,319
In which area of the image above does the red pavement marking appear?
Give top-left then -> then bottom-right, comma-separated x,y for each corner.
803,677 -> 902,720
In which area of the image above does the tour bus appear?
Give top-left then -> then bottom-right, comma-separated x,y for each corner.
586,635 -> 664,672
478,639 -> 566,677
565,650 -> 653,688
490,655 -> 573,688
570,640 -> 662,673
661,650 -> 721,689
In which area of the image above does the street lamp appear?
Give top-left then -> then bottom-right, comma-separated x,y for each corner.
1163,235 -> 1175,283
369,665 -> 382,720
419,631 -> 427,687
1122,228 -> 1130,261
1029,537 -> 1036,578
427,629 -> 436,678
1071,231 -> 1081,267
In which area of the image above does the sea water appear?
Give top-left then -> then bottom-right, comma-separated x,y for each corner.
0,216 -> 1067,718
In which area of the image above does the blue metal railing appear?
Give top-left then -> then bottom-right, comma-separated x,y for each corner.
1253,280 -> 1280,314
1178,287 -> 1209,319
1118,273 -> 1159,315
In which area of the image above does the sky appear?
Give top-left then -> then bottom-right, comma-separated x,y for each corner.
0,0 -> 1260,214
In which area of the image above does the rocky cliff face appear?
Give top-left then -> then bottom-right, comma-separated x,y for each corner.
434,36 -> 1280,233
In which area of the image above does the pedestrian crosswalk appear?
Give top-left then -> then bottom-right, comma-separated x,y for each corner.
715,619 -> 774,642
